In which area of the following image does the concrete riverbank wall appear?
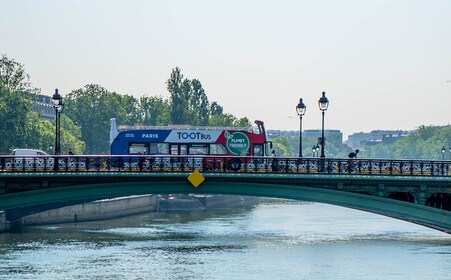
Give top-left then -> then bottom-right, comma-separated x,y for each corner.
20,194 -> 158,227
0,211 -> 6,232
0,194 -> 260,233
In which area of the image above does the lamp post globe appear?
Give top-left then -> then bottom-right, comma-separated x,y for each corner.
318,91 -> 329,159
441,146 -> 446,160
296,98 -> 306,157
52,89 -> 64,156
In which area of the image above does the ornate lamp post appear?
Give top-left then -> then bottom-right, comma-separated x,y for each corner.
441,146 -> 446,160
296,98 -> 306,157
312,145 -> 319,157
52,89 -> 64,156
318,91 -> 329,158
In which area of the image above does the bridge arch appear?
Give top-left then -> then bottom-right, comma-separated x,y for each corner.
1,179 -> 449,233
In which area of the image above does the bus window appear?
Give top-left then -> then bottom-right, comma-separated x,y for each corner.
189,144 -> 208,155
129,143 -> 148,154
210,143 -> 227,155
180,144 -> 187,155
265,142 -> 273,156
171,144 -> 188,155
149,143 -> 169,154
253,144 -> 263,156
170,144 -> 178,155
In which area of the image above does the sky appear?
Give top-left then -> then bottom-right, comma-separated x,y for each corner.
1,0 -> 450,139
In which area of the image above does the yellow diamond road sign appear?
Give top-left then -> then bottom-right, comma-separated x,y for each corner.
188,169 -> 205,188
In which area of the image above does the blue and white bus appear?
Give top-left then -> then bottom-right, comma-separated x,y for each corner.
109,118 -> 272,171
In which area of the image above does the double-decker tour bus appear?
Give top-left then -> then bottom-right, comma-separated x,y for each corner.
109,118 -> 272,171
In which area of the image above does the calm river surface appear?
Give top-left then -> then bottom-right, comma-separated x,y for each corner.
0,200 -> 450,280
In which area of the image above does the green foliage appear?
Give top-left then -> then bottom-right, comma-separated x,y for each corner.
210,101 -> 223,115
60,115 -> 85,154
235,117 -> 252,128
62,68 -> 255,154
191,79 -> 210,125
270,134 -> 352,158
363,125 -> 451,160
0,86 -> 83,155
166,67 -> 190,124
0,56 -> 48,153
271,136 -> 294,157
0,55 -> 85,154
0,56 -> 274,155
208,113 -> 235,127
0,85 -> 33,153
140,95 -> 170,126
0,54 -> 34,93
64,84 -> 137,154
166,67 -> 212,125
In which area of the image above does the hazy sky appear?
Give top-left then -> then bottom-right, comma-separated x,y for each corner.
1,0 -> 450,139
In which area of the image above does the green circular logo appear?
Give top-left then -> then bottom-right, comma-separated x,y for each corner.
225,131 -> 250,155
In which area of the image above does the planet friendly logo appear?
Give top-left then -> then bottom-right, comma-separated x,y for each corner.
225,131 -> 250,155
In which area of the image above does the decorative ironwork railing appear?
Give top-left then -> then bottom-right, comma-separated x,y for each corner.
0,155 -> 450,176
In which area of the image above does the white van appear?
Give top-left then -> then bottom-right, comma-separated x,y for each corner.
7,148 -> 54,170
12,148 -> 49,156
7,148 -> 85,171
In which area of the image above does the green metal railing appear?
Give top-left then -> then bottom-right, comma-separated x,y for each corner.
1,155 -> 450,176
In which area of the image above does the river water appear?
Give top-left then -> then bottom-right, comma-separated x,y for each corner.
0,200 -> 450,280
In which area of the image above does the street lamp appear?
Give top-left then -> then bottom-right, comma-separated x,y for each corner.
318,91 -> 329,158
441,146 -> 446,160
449,147 -> 451,160
296,98 -> 306,157
52,89 -> 64,156
312,144 -> 319,157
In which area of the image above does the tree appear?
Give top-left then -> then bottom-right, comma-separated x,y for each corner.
0,55 -> 32,147
64,84 -> 136,154
0,55 -> 37,153
234,117 -> 251,128
0,85 -> 34,153
208,113 -> 236,127
167,67 -> 190,124
190,79 -> 209,125
210,101 -> 223,116
140,95 -> 170,126
0,55 -> 85,154
166,68 -> 213,126
0,54 -> 35,93
121,94 -> 141,126
362,125 -> 451,160
60,115 -> 86,154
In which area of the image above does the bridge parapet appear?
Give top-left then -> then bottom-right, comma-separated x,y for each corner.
1,155 -> 451,177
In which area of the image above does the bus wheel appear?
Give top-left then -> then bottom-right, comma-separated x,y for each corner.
228,159 -> 242,172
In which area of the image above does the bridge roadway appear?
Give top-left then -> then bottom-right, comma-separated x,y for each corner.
0,155 -> 450,233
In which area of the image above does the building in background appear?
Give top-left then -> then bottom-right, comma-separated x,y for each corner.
33,94 -> 55,121
303,129 -> 343,144
346,130 -> 411,149
267,129 -> 343,143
